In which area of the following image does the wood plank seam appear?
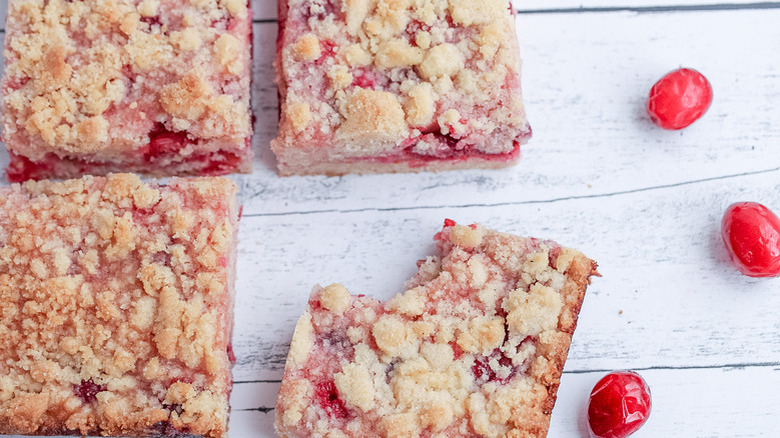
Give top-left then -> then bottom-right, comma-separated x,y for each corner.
238,166 -> 780,219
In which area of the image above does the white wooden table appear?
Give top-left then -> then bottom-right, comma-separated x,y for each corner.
2,1 -> 780,436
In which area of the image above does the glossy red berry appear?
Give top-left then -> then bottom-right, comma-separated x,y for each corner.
588,371 -> 651,438
722,202 -> 780,277
647,68 -> 712,130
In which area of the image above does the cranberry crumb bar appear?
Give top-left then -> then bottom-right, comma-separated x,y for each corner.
273,0 -> 531,176
275,221 -> 597,437
1,0 -> 253,183
0,174 -> 239,437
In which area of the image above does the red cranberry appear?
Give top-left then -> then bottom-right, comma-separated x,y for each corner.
647,68 -> 712,130
722,202 -> 780,277
73,379 -> 107,404
314,381 -> 349,419
588,371 -> 651,438
444,219 -> 456,227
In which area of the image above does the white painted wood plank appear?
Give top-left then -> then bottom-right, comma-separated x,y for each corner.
231,169 -> 780,382
232,381 -> 281,411
249,0 -> 777,20
518,0 -> 771,11
240,9 -> 780,215
229,366 -> 780,437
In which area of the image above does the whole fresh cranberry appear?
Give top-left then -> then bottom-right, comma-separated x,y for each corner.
722,202 -> 780,277
647,68 -> 712,130
588,371 -> 651,438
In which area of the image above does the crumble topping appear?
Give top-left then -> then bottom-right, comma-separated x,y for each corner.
287,102 -> 314,133
374,39 -> 423,69
2,0 -> 251,160
274,0 -> 530,173
160,71 -> 215,121
294,34 -> 323,61
0,174 -> 238,438
335,88 -> 408,154
448,0 -> 508,27
417,43 -> 464,80
320,283 -> 352,314
275,223 -> 597,437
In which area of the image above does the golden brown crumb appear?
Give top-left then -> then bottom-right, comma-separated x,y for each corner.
336,88 -> 409,154
275,223 -> 597,437
0,174 -> 239,438
1,0 -> 252,173
273,0 -> 530,176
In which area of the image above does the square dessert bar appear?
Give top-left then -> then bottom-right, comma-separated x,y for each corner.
0,174 -> 239,437
1,0 -> 253,182
273,0 -> 532,175
275,221 -> 597,437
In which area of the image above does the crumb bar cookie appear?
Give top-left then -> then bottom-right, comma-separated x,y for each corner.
1,0 -> 253,182
0,174 -> 239,437
273,0 -> 531,176
275,221 -> 597,437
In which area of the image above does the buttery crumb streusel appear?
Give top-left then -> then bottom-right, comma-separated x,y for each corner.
0,174 -> 239,438
273,0 -> 532,176
275,221 -> 597,437
1,0 -> 253,182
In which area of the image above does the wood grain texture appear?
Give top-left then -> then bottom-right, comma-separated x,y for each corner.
1,1 -> 779,437
518,0 -> 780,12
249,0 -> 780,20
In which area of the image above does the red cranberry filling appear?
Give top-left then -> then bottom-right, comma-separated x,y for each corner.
352,69 -> 376,89
227,342 -> 236,364
315,381 -> 349,419
3,75 -> 30,91
301,0 -> 339,20
316,40 -> 338,64
73,379 -> 106,404
450,341 -> 465,360
472,337 -> 534,385
6,153 -> 51,183
405,20 -> 431,46
201,151 -> 245,176
472,349 -> 516,384
144,126 -> 189,162
151,251 -> 172,266
140,15 -> 162,27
